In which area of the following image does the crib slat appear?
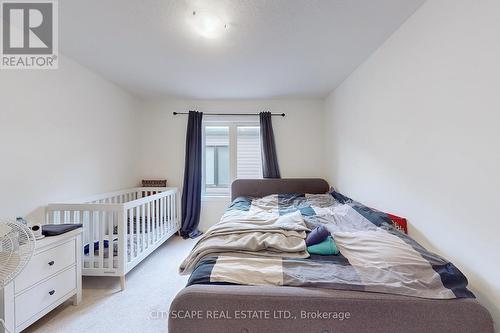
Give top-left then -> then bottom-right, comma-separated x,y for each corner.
159,198 -> 162,236
160,197 -> 164,237
150,200 -> 153,244
141,204 -> 145,253
168,194 -> 172,232
166,195 -> 170,233
156,199 -> 159,240
78,209 -> 84,241
155,198 -> 159,239
164,196 -> 168,235
174,193 -> 177,229
89,211 -> 95,267
81,211 -> 87,268
168,195 -> 171,232
155,199 -> 162,239
173,192 -> 180,228
170,193 -> 174,230
152,199 -> 156,242
152,199 -> 156,241
99,211 -> 105,269
171,194 -> 175,232
164,197 -> 168,233
149,201 -> 156,244
143,202 -> 152,249
156,199 -> 159,237
134,206 -> 139,259
129,208 -> 134,262
165,196 -> 169,235
108,211 -> 114,269
151,199 -> 155,241
146,202 -> 150,246
158,198 -> 161,237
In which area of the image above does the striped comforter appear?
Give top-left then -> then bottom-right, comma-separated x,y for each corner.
181,191 -> 474,299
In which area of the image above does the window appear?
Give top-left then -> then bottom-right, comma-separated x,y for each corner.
203,122 -> 262,196
204,126 -> 230,195
236,126 -> 262,179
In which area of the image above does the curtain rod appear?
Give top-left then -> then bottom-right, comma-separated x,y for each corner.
172,112 -> 285,117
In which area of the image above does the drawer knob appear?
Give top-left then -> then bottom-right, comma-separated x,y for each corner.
48,261 -> 55,266
49,290 -> 56,296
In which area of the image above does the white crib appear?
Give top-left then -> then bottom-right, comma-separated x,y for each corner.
45,187 -> 180,289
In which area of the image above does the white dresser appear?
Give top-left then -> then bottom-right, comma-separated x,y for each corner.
0,228 -> 82,333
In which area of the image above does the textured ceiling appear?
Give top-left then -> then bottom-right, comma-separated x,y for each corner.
60,0 -> 425,99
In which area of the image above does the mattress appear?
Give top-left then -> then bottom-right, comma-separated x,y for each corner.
84,257 -> 119,269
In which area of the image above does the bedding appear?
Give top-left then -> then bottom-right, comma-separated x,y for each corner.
181,192 -> 474,299
84,234 -> 143,259
179,210 -> 309,274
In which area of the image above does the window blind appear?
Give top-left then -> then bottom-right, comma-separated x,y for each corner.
237,126 -> 262,179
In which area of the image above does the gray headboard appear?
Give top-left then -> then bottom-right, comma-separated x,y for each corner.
231,178 -> 330,201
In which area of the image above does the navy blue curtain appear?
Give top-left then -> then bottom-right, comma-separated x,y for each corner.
259,112 -> 281,178
180,111 -> 203,239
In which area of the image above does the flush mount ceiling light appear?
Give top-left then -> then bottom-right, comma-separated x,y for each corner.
188,10 -> 228,39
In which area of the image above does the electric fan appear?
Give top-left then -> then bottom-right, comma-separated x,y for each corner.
0,219 -> 36,332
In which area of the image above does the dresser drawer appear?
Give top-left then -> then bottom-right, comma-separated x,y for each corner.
15,239 -> 76,293
15,266 -> 76,327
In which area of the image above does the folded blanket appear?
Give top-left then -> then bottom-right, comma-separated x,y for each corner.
179,210 -> 309,274
307,235 -> 339,255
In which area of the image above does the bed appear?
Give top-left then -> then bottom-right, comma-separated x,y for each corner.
169,178 -> 493,333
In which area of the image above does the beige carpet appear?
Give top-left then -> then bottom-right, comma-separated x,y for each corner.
24,236 -> 196,333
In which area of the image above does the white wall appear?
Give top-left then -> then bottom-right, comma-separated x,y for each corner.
138,98 -> 325,231
0,55 -> 141,222
324,0 -> 500,329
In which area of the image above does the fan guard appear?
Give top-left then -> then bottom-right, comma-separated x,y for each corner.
0,219 -> 36,288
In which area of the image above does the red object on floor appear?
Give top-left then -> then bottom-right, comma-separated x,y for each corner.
387,213 -> 408,234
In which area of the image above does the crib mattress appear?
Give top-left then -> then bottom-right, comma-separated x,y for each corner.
83,234 -> 145,269
84,257 -> 119,269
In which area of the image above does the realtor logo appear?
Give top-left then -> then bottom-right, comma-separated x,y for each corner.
1,0 -> 58,69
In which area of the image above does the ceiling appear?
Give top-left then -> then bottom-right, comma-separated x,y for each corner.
60,0 -> 425,99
